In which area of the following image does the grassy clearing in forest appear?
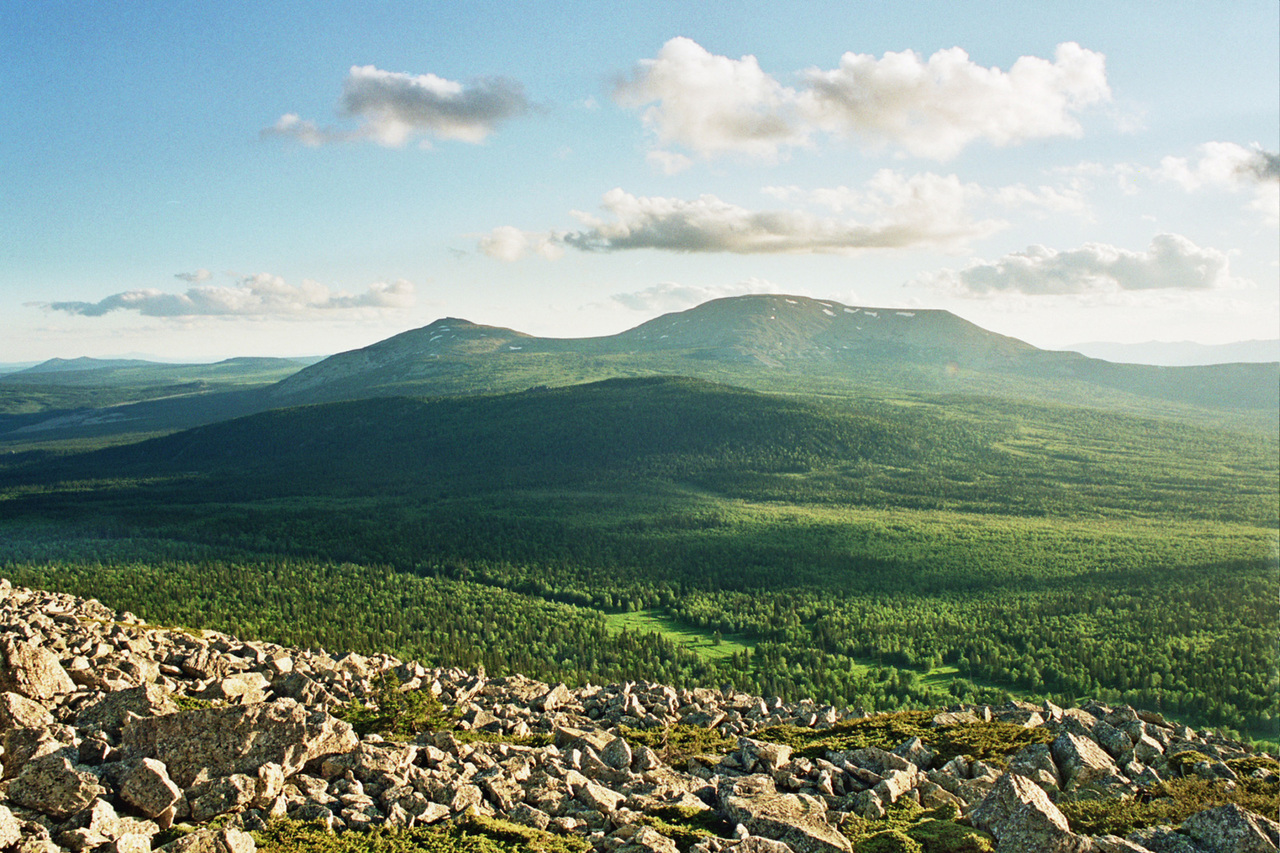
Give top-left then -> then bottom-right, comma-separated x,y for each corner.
605,608 -> 753,661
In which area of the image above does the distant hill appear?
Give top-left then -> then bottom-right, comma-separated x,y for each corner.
17,356 -> 158,374
271,294 -> 1278,414
1063,339 -> 1280,366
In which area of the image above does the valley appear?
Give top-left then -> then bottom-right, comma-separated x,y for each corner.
1,296 -> 1276,755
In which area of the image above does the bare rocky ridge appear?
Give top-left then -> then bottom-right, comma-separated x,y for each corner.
1,578 -> 1276,852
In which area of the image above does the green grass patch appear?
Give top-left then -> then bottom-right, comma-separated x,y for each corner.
253,816 -> 589,853
605,608 -> 753,661
758,710 -> 1055,766
1059,775 -> 1280,837
841,801 -> 995,852
619,724 -> 737,769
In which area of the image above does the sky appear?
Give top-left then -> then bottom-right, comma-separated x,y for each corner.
1,1 -> 1277,363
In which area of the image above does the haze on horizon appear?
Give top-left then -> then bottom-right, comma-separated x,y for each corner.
2,1 -> 1277,363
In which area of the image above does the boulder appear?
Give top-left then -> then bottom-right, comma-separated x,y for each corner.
0,637 -> 75,701
7,753 -> 107,819
1180,804 -> 1280,853
0,805 -> 21,848
121,698 -> 358,787
77,683 -> 179,734
119,757 -> 183,819
0,690 -> 54,728
717,774 -> 852,853
1053,731 -> 1120,791
157,827 -> 256,853
968,772 -> 1092,853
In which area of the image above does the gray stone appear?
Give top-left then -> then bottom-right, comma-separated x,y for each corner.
8,753 -> 107,819
893,736 -> 936,770
1181,804 -> 1280,853
1053,731 -> 1120,792
0,804 -> 22,848
1126,825 -> 1201,853
119,758 -> 183,819
77,683 -> 179,734
0,690 -> 54,728
1008,742 -> 1061,792
718,774 -> 852,853
157,827 -> 256,853
601,735 -> 634,770
0,637 -> 75,701
121,698 -> 358,787
968,772 -> 1092,853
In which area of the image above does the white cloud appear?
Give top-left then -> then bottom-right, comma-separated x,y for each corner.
478,226 -> 564,262
1158,142 -> 1280,226
615,37 -> 809,160
558,179 -> 1003,255
610,279 -> 786,312
41,274 -> 415,318
265,65 -> 529,148
616,38 -> 1110,161
646,149 -> 693,175
921,234 -> 1247,296
174,268 -> 213,283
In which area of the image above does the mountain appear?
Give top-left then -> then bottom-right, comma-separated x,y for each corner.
270,294 -> 1278,414
1064,339 -> 1280,366
16,356 -> 158,374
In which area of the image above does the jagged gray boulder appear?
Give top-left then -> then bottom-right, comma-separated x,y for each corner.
1180,804 -> 1280,852
0,690 -> 54,728
0,637 -> 75,701
718,774 -> 852,853
77,683 -> 179,733
0,804 -> 21,847
157,826 -> 256,853
7,753 -> 107,819
119,757 -> 183,819
969,771 -> 1092,853
1053,730 -> 1121,792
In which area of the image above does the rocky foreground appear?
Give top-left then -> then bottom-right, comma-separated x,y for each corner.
1,578 -> 1277,853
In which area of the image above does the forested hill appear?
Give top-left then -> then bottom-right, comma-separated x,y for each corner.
13,377 -> 930,498
5,376 -> 1275,525
268,294 -> 1279,414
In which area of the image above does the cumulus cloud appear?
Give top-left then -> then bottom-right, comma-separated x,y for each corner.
610,279 -> 786,312
558,179 -> 1003,255
615,38 -> 1110,161
477,226 -> 564,262
41,274 -> 414,318
1157,142 -> 1280,226
921,234 -> 1246,296
265,65 -> 529,147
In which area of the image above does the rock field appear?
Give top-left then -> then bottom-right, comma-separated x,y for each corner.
1,578 -> 1276,852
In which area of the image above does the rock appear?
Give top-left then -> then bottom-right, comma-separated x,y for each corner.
601,735 -> 634,770
77,683 -> 179,734
1053,731 -> 1121,792
121,698 -> 358,787
718,774 -> 852,853
1126,825 -> 1201,853
0,637 -> 75,701
736,840 -> 797,853
0,690 -> 54,728
1180,804 -> 1280,853
119,757 -> 183,818
893,736 -> 936,770
7,753 -> 107,819
1092,837 -> 1157,852
188,773 -> 259,822
1007,742 -> 1061,793
157,827 -> 256,853
0,805 -> 21,848
968,772 -> 1092,853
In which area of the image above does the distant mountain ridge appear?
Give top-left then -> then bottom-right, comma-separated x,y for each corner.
271,294 -> 1278,413
1064,339 -> 1280,366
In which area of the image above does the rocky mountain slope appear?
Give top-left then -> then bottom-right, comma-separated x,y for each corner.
1,580 -> 1276,852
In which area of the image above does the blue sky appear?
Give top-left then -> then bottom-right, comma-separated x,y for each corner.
2,1 -> 1277,361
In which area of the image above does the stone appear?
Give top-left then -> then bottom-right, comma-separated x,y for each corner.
119,757 -> 183,818
1180,804 -> 1280,853
157,827 -> 256,853
188,773 -> 258,822
893,736 -> 936,770
601,735 -> 634,770
0,637 -> 75,701
0,690 -> 54,728
1053,731 -> 1120,792
1007,742 -> 1061,793
736,840 -> 796,853
8,753 -> 107,819
121,698 -> 358,787
77,683 -> 179,734
1125,825 -> 1201,853
0,805 -> 22,848
718,774 -> 852,853
968,772 -> 1092,853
